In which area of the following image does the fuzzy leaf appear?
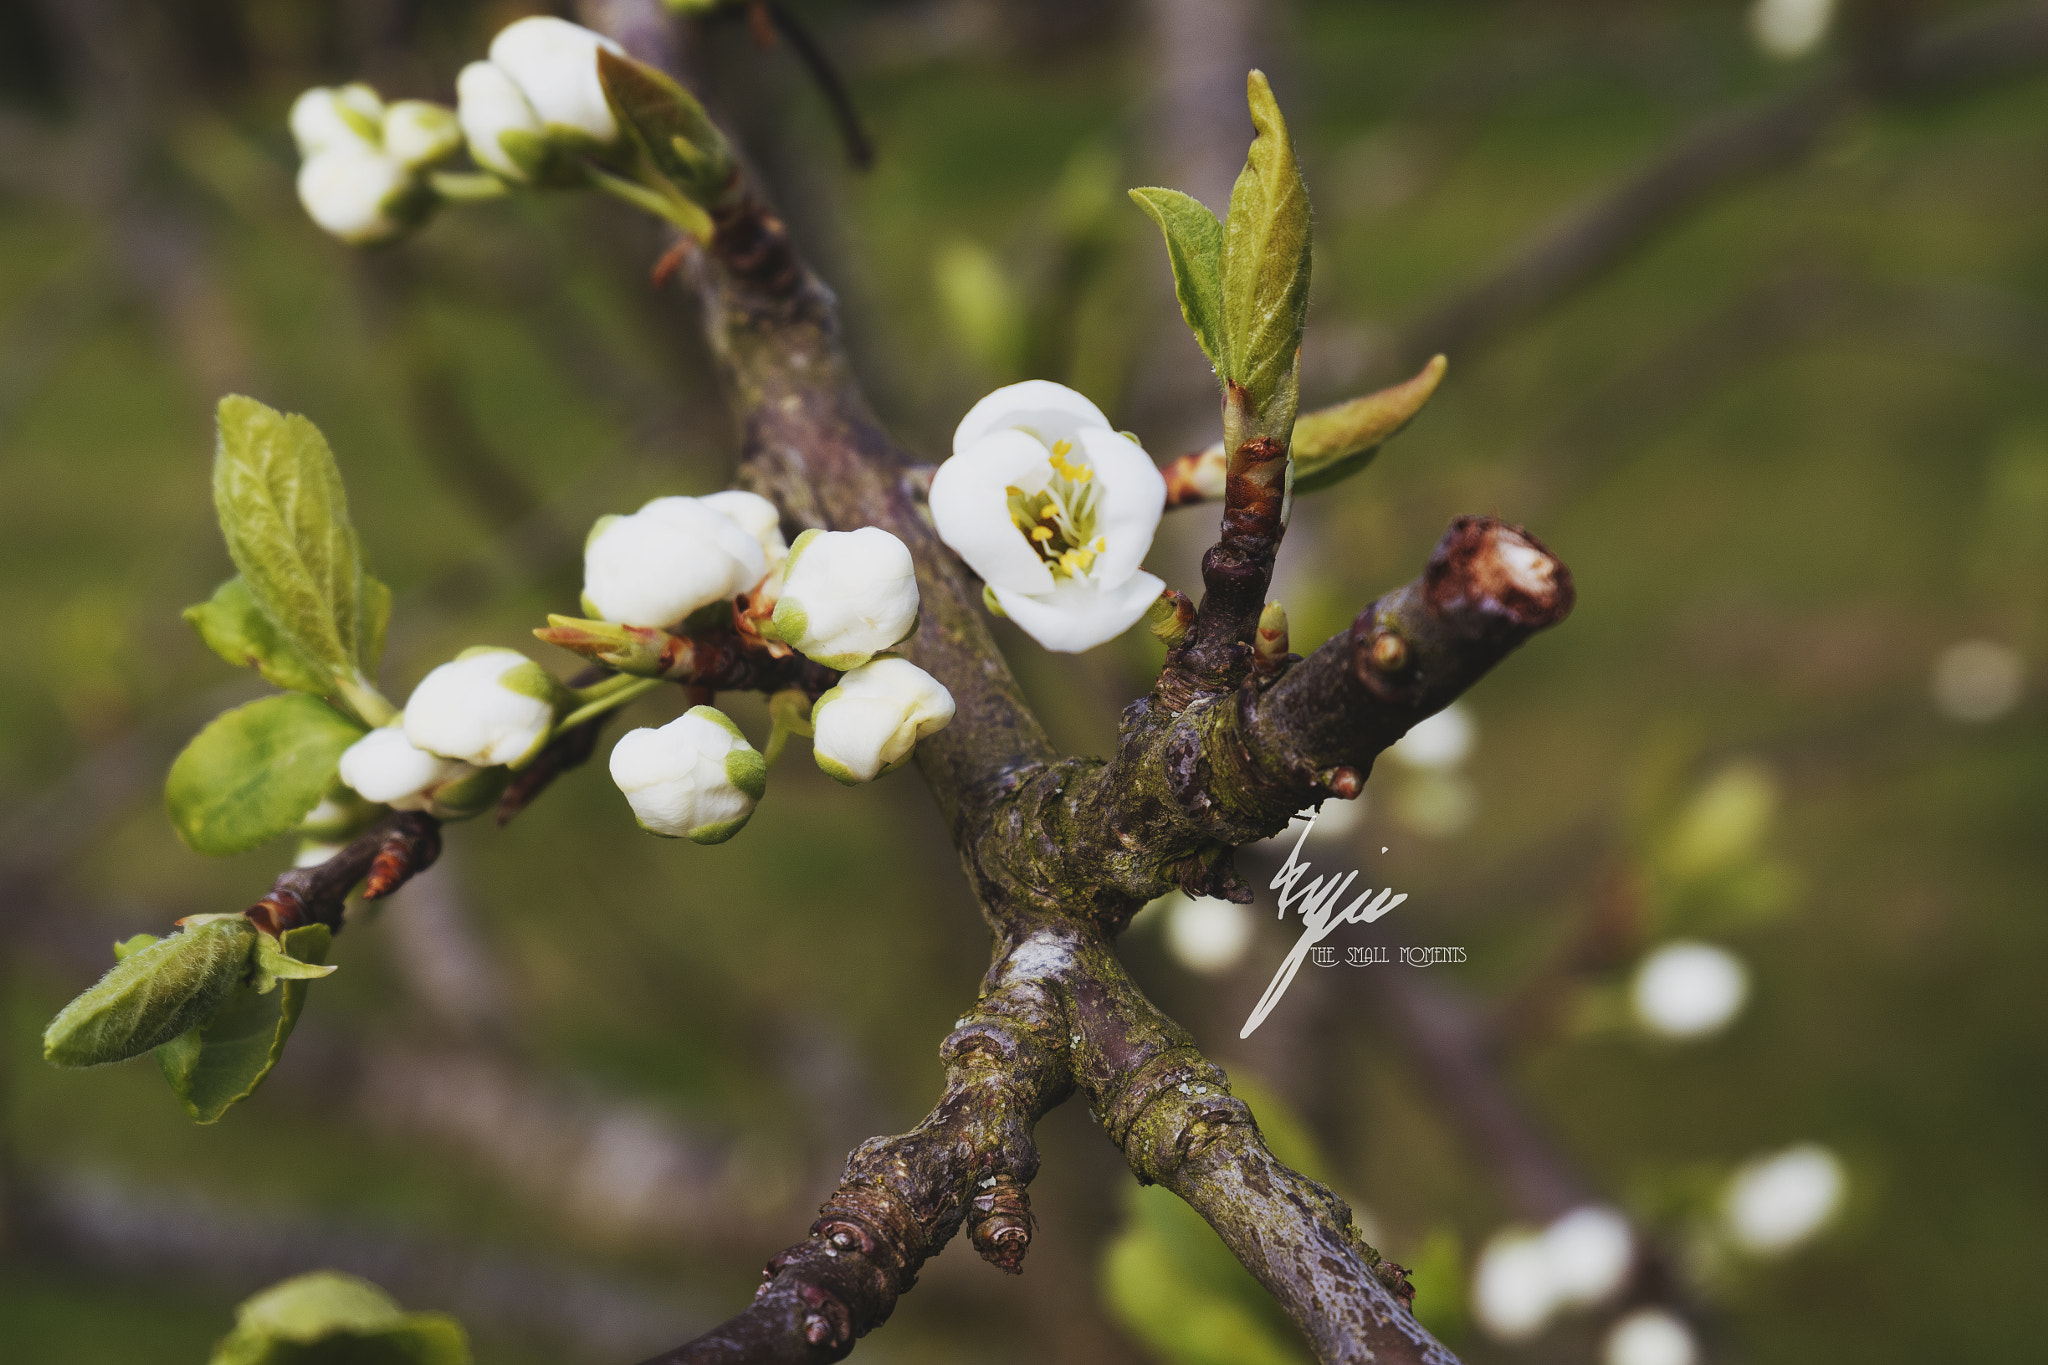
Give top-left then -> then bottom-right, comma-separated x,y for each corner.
209,1271 -> 471,1365
1219,72 -> 1312,416
159,925 -> 330,1124
185,577 -> 334,695
166,695 -> 365,856
1129,188 -> 1225,369
212,396 -> 365,686
43,918 -> 257,1068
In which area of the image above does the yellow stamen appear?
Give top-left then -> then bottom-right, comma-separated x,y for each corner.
1030,525 -> 1053,541
1051,439 -> 1072,456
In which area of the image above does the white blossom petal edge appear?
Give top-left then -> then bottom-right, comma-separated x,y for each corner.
811,657 -> 956,784
403,647 -> 560,767
487,16 -> 623,144
930,381 -> 1167,653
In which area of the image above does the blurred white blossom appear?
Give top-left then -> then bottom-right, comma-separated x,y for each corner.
488,16 -> 623,144
1931,638 -> 2024,723
1631,941 -> 1750,1040
1749,0 -> 1835,59
1543,1206 -> 1634,1307
1473,1206 -> 1634,1341
1604,1309 -> 1699,1365
1723,1143 -> 1846,1255
1163,894 -> 1254,975
1388,703 -> 1474,770
457,60 -> 545,180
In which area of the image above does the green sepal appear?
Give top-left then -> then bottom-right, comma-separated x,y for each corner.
252,928 -> 339,994
184,577 -> 333,695
723,745 -> 768,802
208,1270 -> 470,1365
43,917 -> 258,1068
1129,187 -> 1225,370
596,48 -> 736,210
158,924 -> 331,1124
1219,72 -> 1312,417
166,695 -> 366,856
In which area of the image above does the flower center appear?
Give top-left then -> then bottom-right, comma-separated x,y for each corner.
1006,440 -> 1107,580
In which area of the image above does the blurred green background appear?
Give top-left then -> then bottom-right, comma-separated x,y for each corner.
2,1 -> 2043,1362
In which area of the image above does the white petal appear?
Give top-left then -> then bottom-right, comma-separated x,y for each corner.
638,496 -> 768,588
928,429 -> 1057,595
990,570 -> 1164,653
382,100 -> 462,169
699,489 -> 789,568
290,86 -> 382,157
488,16 -> 622,143
952,380 -> 1111,459
339,727 -> 463,805
296,146 -> 409,245
1073,425 -> 1166,589
456,61 -> 541,180
584,507 -> 755,627
403,649 -> 555,766
779,527 -> 920,666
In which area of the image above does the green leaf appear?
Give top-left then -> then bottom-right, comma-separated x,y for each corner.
1219,71 -> 1312,416
159,925 -> 330,1124
361,574 -> 392,674
43,918 -> 257,1068
1291,355 -> 1447,494
185,577 -> 334,695
166,694 -> 366,856
1129,187 -> 1225,369
210,1271 -> 470,1365
597,49 -> 734,211
1101,1184 -> 1310,1365
212,396 -> 365,687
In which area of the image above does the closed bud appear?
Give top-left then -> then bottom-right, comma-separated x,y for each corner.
771,527 -> 920,670
811,657 -> 956,784
487,17 -> 625,146
457,60 -> 546,181
402,647 -> 562,768
1256,600 -> 1290,665
296,144 -> 416,246
700,489 -> 790,572
338,725 -> 489,816
610,706 -> 767,843
381,100 -> 463,170
583,496 -> 766,629
290,84 -> 384,158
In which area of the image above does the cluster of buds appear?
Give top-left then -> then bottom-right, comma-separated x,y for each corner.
457,17 -> 624,183
291,84 -> 461,245
337,646 -> 567,819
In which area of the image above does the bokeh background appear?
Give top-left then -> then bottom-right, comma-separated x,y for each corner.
3,1 -> 2043,1362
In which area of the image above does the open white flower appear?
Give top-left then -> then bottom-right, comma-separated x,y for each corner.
811,657 -> 955,784
338,726 -> 500,818
700,489 -> 789,572
296,143 -> 414,246
583,496 -> 768,628
487,16 -> 623,145
930,380 -> 1167,652
457,60 -> 545,180
610,706 -> 767,843
403,647 -> 561,768
290,84 -> 384,158
771,527 -> 920,669
381,100 -> 462,170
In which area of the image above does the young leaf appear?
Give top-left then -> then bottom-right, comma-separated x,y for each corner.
209,1270 -> 471,1365
158,924 -> 330,1124
1129,188 -> 1225,369
597,49 -> 734,211
252,928 -> 339,993
360,574 -> 392,675
1291,354 -> 1448,494
43,918 -> 258,1068
185,577 -> 334,695
166,695 -> 365,856
212,396 -> 365,687
1219,71 -> 1312,417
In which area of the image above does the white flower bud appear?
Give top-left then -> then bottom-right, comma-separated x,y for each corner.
700,489 -> 789,571
930,380 -> 1168,653
381,100 -> 462,170
457,60 -> 545,181
771,527 -> 920,669
296,145 -> 413,246
609,706 -> 766,843
810,657 -> 955,784
402,647 -> 561,767
338,726 -> 478,809
290,84 -> 384,157
1631,941 -> 1749,1040
583,496 -> 767,629
487,16 -> 624,145
1722,1144 -> 1846,1255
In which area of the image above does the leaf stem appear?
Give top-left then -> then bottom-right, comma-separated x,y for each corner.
556,674 -> 662,733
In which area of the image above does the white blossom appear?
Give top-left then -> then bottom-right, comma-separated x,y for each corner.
810,657 -> 955,784
1931,637 -> 2024,722
296,144 -> 413,246
771,527 -> 920,669
456,60 -> 545,181
1541,1206 -> 1633,1307
1604,1310 -> 1698,1365
1161,894 -> 1254,975
1472,1229 -> 1555,1341
1722,1144 -> 1846,1255
487,16 -> 623,145
700,489 -> 789,571
930,380 -> 1167,652
381,100 -> 462,170
583,496 -> 768,628
1750,0 -> 1835,60
1631,941 -> 1749,1040
290,84 -> 384,158
338,726 -> 481,812
609,706 -> 766,843
1387,702 -> 1475,770
402,647 -> 560,767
